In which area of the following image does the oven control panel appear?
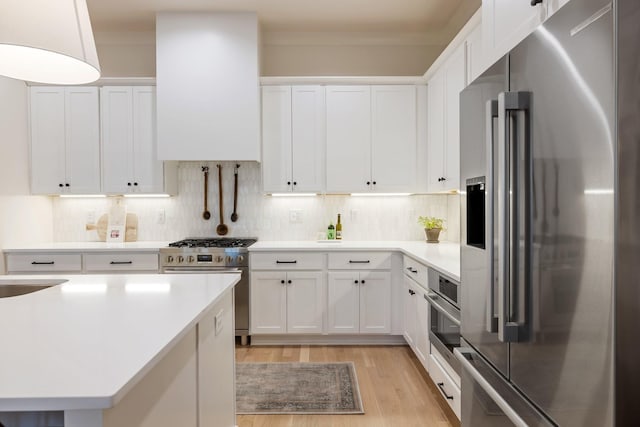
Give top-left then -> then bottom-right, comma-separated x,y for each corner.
160,248 -> 247,268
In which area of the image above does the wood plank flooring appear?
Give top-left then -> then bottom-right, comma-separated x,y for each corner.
235,345 -> 460,427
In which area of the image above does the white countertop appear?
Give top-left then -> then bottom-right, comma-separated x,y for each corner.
1,241 -> 171,253
249,240 -> 460,281
0,272 -> 240,411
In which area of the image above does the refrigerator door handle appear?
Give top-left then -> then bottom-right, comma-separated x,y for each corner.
485,99 -> 499,333
498,91 -> 531,343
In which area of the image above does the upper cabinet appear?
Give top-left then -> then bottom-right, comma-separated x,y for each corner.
261,86 -> 325,193
156,12 -> 260,161
30,87 -> 101,195
427,43 -> 466,192
325,85 -> 419,193
101,86 -> 177,195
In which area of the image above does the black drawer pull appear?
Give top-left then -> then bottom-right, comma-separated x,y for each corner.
349,260 -> 370,264
110,261 -> 133,265
31,261 -> 54,265
437,382 -> 454,400
276,260 -> 297,264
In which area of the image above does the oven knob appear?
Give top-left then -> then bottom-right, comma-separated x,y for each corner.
226,255 -> 233,264
167,256 -> 174,263
188,256 -> 195,263
215,255 -> 224,263
177,256 -> 185,263
238,255 -> 245,263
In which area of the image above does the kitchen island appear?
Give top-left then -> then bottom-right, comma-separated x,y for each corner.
0,272 -> 239,427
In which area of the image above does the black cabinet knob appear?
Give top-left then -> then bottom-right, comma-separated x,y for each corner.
361,280 -> 366,284
287,181 -> 291,185
354,280 -> 359,284
134,182 -> 138,186
127,182 -> 132,186
366,181 -> 371,185
58,183 -> 63,187
530,0 -> 543,5
372,181 -> 376,185
65,183 -> 70,187
293,182 -> 297,186
287,280 -> 292,284
281,280 -> 285,284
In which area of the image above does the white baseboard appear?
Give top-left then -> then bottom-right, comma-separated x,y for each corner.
249,334 -> 408,346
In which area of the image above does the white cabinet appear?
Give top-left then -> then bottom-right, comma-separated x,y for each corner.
482,0 -> 547,66
327,271 -> 391,334
101,86 -> 177,195
466,21 -> 484,84
261,86 -> 325,193
430,347 -> 462,419
427,43 -> 465,192
403,256 -> 430,370
326,85 -> 419,193
30,86 -> 101,194
546,0 -> 572,17
325,86 -> 371,193
156,13 -> 260,161
250,258 -> 325,335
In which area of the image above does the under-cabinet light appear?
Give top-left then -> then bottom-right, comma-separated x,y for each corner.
584,189 -> 614,195
269,193 -> 318,197
59,194 -> 107,198
123,194 -> 171,198
350,193 -> 412,197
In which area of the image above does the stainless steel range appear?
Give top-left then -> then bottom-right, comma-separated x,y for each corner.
160,237 -> 257,345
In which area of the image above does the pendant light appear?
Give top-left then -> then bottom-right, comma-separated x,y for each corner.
0,0 -> 101,84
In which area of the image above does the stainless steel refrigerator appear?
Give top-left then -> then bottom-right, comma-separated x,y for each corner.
458,0 -> 640,425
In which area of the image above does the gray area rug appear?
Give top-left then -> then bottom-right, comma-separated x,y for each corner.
236,362 -> 364,415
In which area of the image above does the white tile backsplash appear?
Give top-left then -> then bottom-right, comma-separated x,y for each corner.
52,162 -> 461,242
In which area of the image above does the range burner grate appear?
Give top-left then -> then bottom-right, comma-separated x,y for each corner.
168,238 -> 257,248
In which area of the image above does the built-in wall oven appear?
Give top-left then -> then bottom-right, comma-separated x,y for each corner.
159,238 -> 256,345
425,268 -> 461,374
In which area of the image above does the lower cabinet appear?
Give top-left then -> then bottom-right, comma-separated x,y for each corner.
429,349 -> 462,419
327,271 -> 391,334
250,270 -> 324,334
403,274 -> 429,370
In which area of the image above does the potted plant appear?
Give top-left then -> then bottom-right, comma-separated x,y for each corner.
418,216 -> 446,243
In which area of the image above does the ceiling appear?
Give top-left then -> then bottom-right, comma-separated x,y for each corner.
86,0 -> 479,34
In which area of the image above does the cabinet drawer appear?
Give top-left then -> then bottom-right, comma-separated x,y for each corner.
403,255 -> 428,289
429,353 -> 461,419
84,253 -> 159,272
250,252 -> 324,270
327,252 -> 391,270
6,253 -> 82,273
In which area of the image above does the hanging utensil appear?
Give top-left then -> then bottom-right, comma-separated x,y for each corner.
202,166 -> 211,220
231,164 -> 240,222
216,164 -> 228,235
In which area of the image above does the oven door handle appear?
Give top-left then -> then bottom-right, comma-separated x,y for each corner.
425,292 -> 460,326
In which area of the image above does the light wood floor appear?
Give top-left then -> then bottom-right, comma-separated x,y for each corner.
235,345 -> 459,427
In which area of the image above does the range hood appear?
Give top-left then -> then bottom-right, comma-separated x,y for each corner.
156,12 -> 260,161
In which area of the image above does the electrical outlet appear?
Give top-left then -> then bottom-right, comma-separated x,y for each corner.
157,208 -> 166,224
86,210 -> 96,224
289,209 -> 303,223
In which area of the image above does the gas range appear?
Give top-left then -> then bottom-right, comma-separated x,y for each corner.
160,237 -> 257,270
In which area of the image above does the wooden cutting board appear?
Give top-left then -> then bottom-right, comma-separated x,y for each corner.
86,213 -> 138,242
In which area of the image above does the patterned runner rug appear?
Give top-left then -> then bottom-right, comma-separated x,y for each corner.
236,362 -> 364,415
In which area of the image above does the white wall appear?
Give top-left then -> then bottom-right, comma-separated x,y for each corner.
0,77 -> 53,272
52,162 -> 460,243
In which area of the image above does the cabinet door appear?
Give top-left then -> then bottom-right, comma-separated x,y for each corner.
403,275 -> 417,347
442,43 -> 466,191
327,272 -> 360,334
102,87 -> 134,194
359,271 -> 391,334
261,86 -> 292,193
371,86 -> 417,192
427,70 -> 446,192
286,271 -> 324,333
64,87 -> 101,194
250,271 -> 287,334
132,87 -> 164,193
291,86 -> 325,192
466,22 -> 484,84
30,87 -> 66,194
325,86 -> 371,193
415,288 -> 430,369
483,0 -> 546,65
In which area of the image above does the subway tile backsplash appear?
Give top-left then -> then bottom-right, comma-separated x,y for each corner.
52,162 -> 460,242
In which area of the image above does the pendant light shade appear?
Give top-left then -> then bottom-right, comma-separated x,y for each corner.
0,0 -> 100,84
